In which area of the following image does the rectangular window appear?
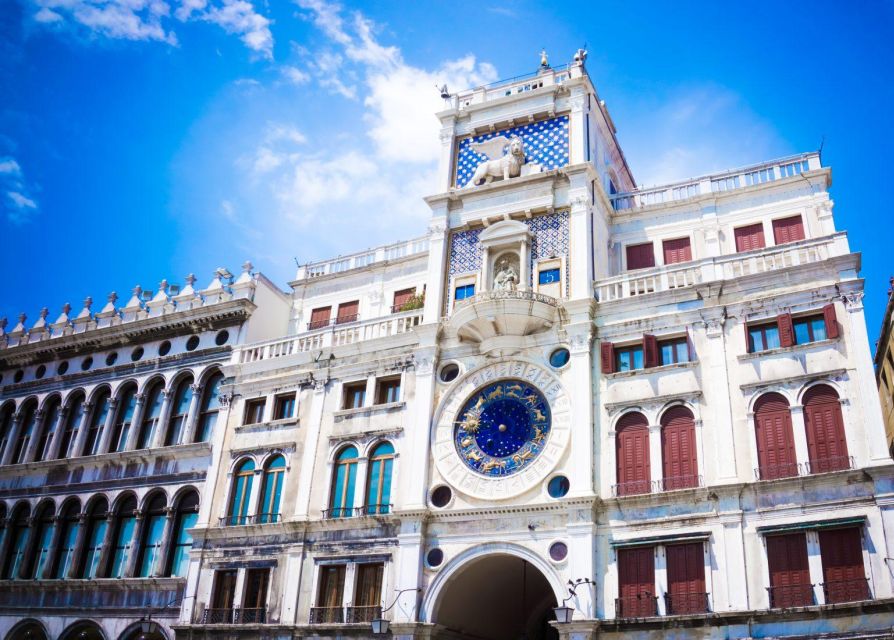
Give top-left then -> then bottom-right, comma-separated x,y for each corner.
772,215 -> 805,245
315,564 -> 347,623
767,533 -> 813,608
336,300 -> 360,325
243,398 -> 266,425
625,242 -> 656,270
392,287 -> 416,313
243,568 -> 270,622
376,377 -> 401,404
343,382 -> 366,409
734,223 -> 766,252
352,563 -> 384,620
617,546 -> 657,617
665,543 -> 707,614
308,306 -> 332,330
819,527 -> 869,604
538,268 -> 561,284
793,315 -> 827,345
455,283 -> 475,301
659,338 -> 690,365
748,323 -> 780,353
211,569 -> 238,613
273,394 -> 296,420
615,345 -> 644,372
662,237 -> 692,265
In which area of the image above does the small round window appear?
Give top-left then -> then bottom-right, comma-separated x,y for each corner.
215,330 -> 229,346
35,365 -> 46,379
426,548 -> 444,567
430,485 -> 453,508
81,357 -> 93,371
13,370 -> 24,383
57,361 -> 69,375
549,541 -> 568,562
439,363 -> 460,383
158,340 -> 172,357
185,335 -> 200,351
547,475 -> 570,499
549,347 -> 570,369
105,352 -> 118,367
131,347 -> 144,362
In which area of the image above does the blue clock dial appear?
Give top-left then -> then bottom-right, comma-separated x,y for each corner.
454,380 -> 551,477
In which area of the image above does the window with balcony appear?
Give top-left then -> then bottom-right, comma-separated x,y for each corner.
617,546 -> 656,617
195,372 -> 224,442
665,543 -> 708,614
662,237 -> 692,265
615,412 -> 651,496
207,570 -> 238,623
343,382 -> 366,409
227,459 -> 255,526
110,384 -> 137,453
734,222 -> 766,252
309,306 -> 332,330
766,532 -> 813,607
136,382 -> 163,450
164,378 -> 193,446
273,393 -> 295,420
772,215 -> 805,245
34,396 -> 60,462
328,446 -> 358,518
242,568 -> 270,623
79,499 -> 108,579
313,564 -> 346,623
392,287 -> 417,313
83,389 -> 110,456
376,377 -> 401,404
259,455 -> 285,524
365,442 -> 394,515
336,300 -> 359,325
803,385 -> 850,473
625,242 -> 655,270
350,563 -> 384,622
754,393 -> 798,480
660,407 -> 699,491
243,398 -> 266,425
166,490 -> 199,577
819,527 -> 870,603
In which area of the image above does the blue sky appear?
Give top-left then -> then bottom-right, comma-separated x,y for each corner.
1,1 -> 892,347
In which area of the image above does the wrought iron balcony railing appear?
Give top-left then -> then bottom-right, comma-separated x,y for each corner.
218,513 -> 281,527
756,456 -> 856,481
664,592 -> 710,615
615,594 -> 658,618
309,606 -> 344,624
345,605 -> 383,623
767,583 -> 815,608
822,578 -> 871,604
322,504 -> 393,519
805,456 -> 854,475
200,608 -> 267,624
612,476 -> 703,497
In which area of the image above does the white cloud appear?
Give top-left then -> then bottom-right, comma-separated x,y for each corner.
198,0 -> 273,58
280,65 -> 310,85
0,159 -> 21,174
1,156 -> 39,224
8,192 -> 38,210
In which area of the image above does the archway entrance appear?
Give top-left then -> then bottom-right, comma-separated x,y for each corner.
432,555 -> 558,640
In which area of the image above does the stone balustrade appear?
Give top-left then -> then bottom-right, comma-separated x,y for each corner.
294,237 -> 429,281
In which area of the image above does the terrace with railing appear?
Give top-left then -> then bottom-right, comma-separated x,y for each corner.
608,152 -> 822,213
450,62 -> 581,110
595,232 -> 848,304
294,237 -> 429,281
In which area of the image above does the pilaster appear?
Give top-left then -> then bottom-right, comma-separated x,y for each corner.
294,381 -> 328,519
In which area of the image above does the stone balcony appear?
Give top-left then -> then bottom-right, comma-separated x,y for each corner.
446,290 -> 559,353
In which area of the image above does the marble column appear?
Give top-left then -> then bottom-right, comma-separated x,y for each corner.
180,383 -> 205,445
45,406 -> 70,461
124,393 -> 147,451
96,397 -> 119,455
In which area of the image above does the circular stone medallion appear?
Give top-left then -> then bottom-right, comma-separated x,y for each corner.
454,380 -> 551,477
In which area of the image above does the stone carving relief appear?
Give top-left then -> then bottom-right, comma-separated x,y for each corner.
467,135 -> 527,187
493,254 -> 520,292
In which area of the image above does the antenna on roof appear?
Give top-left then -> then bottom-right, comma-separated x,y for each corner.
818,134 -> 826,161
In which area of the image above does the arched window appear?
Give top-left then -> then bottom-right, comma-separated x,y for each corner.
82,388 -> 111,456
2,503 -> 31,579
258,456 -> 285,524
57,393 -> 85,460
0,504 -> 7,560
0,403 -> 14,463
165,378 -> 193,446
136,381 -> 164,450
329,446 -> 359,518
166,490 -> 199,577
136,494 -> 167,577
110,384 -> 137,453
660,407 -> 699,490
34,397 -> 61,462
195,372 -> 224,443
7,620 -> 49,640
365,442 -> 394,514
59,621 -> 104,640
11,400 -> 38,464
803,385 -> 850,473
227,459 -> 255,525
28,502 -> 55,579
79,498 -> 108,579
615,412 -> 651,496
754,393 -> 798,480
54,500 -> 81,579
108,495 -> 138,578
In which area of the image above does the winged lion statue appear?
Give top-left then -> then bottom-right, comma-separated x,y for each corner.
466,135 -> 526,187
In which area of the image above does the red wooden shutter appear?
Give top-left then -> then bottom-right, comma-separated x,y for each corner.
754,393 -> 797,480
734,223 -> 766,252
803,385 -> 849,473
392,288 -> 416,311
309,306 -> 331,329
618,546 -> 656,617
616,413 -> 651,496
662,237 -> 692,265
643,334 -> 658,368
777,313 -> 795,348
601,342 -> 615,374
661,407 -> 698,490
626,243 -> 656,270
766,533 -> 812,607
823,303 -> 840,339
337,300 -> 359,323
666,543 -> 706,614
819,527 -> 868,603
772,215 -> 805,245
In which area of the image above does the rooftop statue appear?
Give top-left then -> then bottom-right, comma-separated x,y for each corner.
467,135 -> 526,187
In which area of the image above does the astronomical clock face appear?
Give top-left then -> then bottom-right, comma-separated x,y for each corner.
454,380 -> 551,477
433,361 -> 571,500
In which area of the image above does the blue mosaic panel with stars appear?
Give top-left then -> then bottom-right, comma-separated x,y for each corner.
455,116 -> 570,188
454,380 -> 551,477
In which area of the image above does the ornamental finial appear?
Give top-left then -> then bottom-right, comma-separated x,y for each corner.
540,49 -> 548,68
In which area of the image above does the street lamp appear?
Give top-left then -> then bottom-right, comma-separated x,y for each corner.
138,596 -> 182,639
554,578 -> 595,624
371,587 -> 423,635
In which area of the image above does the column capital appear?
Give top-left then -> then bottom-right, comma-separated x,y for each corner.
190,383 -> 204,393
842,291 -> 864,311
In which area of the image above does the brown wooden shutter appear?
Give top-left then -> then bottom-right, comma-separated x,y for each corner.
618,547 -> 656,617
661,407 -> 698,490
734,223 -> 766,252
819,527 -> 868,603
823,303 -> 840,339
662,237 -> 692,265
754,393 -> 797,480
600,342 -> 615,374
643,334 -> 658,368
309,306 -> 331,328
777,313 -> 795,348
626,242 -> 656,270
666,543 -> 706,614
392,288 -> 416,311
803,385 -> 849,473
767,533 -> 812,607
337,300 -> 359,323
616,413 -> 651,496
772,215 -> 805,245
